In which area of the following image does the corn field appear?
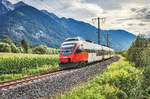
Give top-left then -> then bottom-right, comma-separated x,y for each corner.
0,53 -> 59,81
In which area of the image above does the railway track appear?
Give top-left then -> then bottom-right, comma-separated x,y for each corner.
0,62 -> 100,90
0,56 -> 119,99
0,57 -> 116,90
0,69 -> 74,90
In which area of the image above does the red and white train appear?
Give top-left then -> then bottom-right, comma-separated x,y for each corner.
59,37 -> 115,69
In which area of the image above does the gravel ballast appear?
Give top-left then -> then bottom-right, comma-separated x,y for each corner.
0,56 -> 119,99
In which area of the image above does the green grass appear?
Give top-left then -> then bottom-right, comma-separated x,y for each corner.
59,56 -> 142,99
0,53 -> 59,81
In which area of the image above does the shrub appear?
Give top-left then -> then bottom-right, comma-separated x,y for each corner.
0,38 -> 19,53
95,64 -> 142,98
142,67 -> 150,90
11,43 -> 19,53
0,38 -> 13,44
142,86 -> 150,99
116,90 -> 128,99
17,47 -> 24,53
33,45 -> 48,54
116,50 -> 127,57
0,42 -> 11,52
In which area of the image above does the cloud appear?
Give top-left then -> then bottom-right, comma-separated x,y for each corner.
8,0 -> 150,35
99,2 -> 150,35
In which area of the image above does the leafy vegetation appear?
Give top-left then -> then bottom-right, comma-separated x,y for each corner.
59,56 -> 144,99
126,34 -> 150,98
115,50 -> 127,57
0,42 -> 11,52
127,34 -> 150,67
0,38 -> 59,81
21,39 -> 29,53
0,53 -> 59,81
1,38 -> 19,53
0,38 -> 59,54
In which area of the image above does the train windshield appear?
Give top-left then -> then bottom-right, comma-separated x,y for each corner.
60,43 -> 76,55
64,39 -> 78,42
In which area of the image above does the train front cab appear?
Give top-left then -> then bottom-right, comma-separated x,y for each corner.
59,42 -> 88,69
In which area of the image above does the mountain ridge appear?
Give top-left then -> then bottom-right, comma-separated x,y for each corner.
0,0 -> 14,15
14,1 -> 27,8
0,1 -> 136,50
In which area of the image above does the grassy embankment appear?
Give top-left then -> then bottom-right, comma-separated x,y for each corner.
59,56 -> 150,99
0,53 -> 59,81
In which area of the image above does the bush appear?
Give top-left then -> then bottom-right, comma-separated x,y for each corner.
116,50 -> 127,57
142,67 -> 150,90
33,45 -> 48,54
95,61 -> 142,98
0,42 -> 11,52
17,47 -> 24,53
116,90 -> 128,99
0,38 -> 13,44
11,43 -> 19,53
142,86 -> 150,99
0,38 -> 59,54
0,38 -> 19,53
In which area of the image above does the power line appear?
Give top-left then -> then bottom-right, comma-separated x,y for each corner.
92,17 -> 105,45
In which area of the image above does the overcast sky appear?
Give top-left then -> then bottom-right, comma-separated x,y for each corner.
9,0 -> 150,35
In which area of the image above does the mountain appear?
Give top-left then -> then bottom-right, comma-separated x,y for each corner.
101,30 -> 136,50
40,11 -> 136,49
61,18 -> 136,50
0,2 -> 75,47
41,10 -> 60,22
0,0 -> 14,15
40,10 -> 136,50
60,17 -> 98,42
0,1 -> 136,50
14,1 -> 26,8
41,13 -> 136,50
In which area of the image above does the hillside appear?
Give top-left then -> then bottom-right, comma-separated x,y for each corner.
0,1 -> 136,50
0,2 -> 75,48
0,0 -> 14,15
59,18 -> 136,50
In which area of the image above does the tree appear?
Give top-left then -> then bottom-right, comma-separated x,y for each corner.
0,42 -> 11,52
1,38 -> 19,53
33,45 -> 48,54
127,34 -> 147,67
21,39 -> 29,53
1,38 -> 12,44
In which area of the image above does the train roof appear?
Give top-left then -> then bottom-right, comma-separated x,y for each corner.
64,37 -> 84,42
63,37 -> 114,50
